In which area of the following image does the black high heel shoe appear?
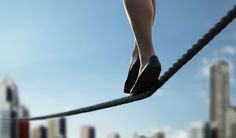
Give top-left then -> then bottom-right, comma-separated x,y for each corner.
124,57 -> 140,93
130,56 -> 161,95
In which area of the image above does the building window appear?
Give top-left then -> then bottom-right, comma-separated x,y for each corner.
10,110 -> 17,138
60,118 -> 66,136
6,87 -> 13,102
40,126 -> 47,138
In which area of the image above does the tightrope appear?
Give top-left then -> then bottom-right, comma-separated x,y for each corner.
6,4 -> 236,121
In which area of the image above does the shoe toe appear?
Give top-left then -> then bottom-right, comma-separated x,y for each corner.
123,58 -> 140,93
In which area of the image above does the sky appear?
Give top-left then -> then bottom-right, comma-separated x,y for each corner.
0,0 -> 236,138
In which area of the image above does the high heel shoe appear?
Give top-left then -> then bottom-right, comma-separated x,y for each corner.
124,57 -> 140,93
130,56 -> 161,95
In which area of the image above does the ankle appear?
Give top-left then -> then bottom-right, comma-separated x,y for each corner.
132,46 -> 139,60
132,53 -> 139,61
140,53 -> 156,69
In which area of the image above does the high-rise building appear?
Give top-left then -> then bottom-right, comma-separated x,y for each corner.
209,60 -> 236,138
48,118 -> 67,138
210,60 -> 230,138
0,76 -> 30,138
188,122 -> 210,138
107,132 -> 120,138
152,131 -> 165,138
0,76 -> 19,138
32,126 -> 48,138
80,126 -> 95,138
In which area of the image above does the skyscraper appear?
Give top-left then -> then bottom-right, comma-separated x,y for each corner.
0,75 -> 30,138
48,118 -> 67,138
210,60 -> 230,138
32,126 -> 48,138
80,126 -> 95,138
209,60 -> 236,138
0,76 -> 19,138
107,132 -> 120,138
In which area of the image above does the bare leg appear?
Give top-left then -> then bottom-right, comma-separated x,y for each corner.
131,0 -> 156,64
124,0 -> 156,71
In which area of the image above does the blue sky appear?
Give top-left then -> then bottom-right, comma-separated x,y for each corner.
0,0 -> 236,138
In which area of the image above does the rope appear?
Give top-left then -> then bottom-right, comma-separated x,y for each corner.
10,4 -> 236,121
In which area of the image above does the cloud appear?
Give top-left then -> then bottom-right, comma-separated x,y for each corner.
198,58 -> 212,78
152,126 -> 187,138
169,130 -> 187,138
152,126 -> 170,135
221,45 -> 236,55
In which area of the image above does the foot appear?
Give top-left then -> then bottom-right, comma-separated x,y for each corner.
130,56 -> 161,95
124,57 -> 140,93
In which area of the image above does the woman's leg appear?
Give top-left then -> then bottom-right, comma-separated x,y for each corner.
124,0 -> 156,71
124,0 -> 161,94
130,0 -> 156,67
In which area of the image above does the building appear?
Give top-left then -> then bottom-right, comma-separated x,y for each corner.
32,126 -> 48,138
0,75 -> 30,138
0,75 -> 19,106
188,122 -> 210,138
0,76 -> 19,138
0,105 -> 18,138
209,60 -> 236,138
225,106 -> 236,138
80,126 -> 95,138
133,132 -> 148,138
107,132 -> 120,138
133,131 -> 164,138
210,60 -> 229,138
48,118 -> 67,138
152,131 -> 165,138
18,105 -> 30,138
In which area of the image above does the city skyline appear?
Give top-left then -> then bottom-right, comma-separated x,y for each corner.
0,58 -> 235,137
0,0 -> 236,138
